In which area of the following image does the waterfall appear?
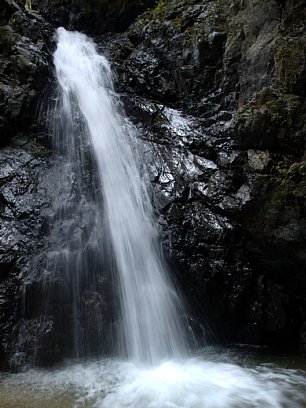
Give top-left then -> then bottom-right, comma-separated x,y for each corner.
2,27 -> 305,408
53,27 -> 189,364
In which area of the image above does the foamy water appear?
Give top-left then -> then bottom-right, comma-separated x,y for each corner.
1,351 -> 306,408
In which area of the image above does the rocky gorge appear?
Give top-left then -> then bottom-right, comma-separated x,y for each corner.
0,0 -> 305,369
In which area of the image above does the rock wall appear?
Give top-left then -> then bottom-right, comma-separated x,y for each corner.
104,0 -> 306,349
30,0 -> 156,32
0,0 -> 305,368
0,0 -> 55,369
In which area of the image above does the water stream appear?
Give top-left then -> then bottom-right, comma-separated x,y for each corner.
53,27 -> 188,364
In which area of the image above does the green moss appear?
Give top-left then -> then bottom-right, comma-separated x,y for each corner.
139,18 -> 146,26
153,0 -> 168,15
25,0 -> 32,11
33,141 -> 50,157
171,16 -> 182,27
145,0 -> 168,21
274,42 -> 305,92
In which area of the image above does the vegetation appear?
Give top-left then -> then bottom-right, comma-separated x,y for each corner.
25,0 -> 32,11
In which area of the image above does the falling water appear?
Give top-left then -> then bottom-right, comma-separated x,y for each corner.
53,27 -> 188,364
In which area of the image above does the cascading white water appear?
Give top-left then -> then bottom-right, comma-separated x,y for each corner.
54,27 -> 189,364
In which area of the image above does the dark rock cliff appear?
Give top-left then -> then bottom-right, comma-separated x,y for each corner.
0,0 -> 55,369
103,0 -> 306,349
0,0 -> 305,368
30,0 -> 156,33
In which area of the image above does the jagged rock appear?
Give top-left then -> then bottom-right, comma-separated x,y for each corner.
31,0 -> 157,33
234,88 -> 306,153
0,1 -> 53,367
247,150 -> 272,173
107,0 -> 306,350
0,136 -> 52,366
0,0 -> 52,146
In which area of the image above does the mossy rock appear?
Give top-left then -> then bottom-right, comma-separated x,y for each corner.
274,37 -> 306,96
234,87 -> 305,154
0,26 -> 20,54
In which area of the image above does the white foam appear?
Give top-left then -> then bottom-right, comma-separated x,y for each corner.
2,357 -> 306,408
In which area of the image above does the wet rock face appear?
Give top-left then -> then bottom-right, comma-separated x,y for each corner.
0,0 -> 52,146
31,0 -> 157,33
142,108 -> 252,341
105,0 -> 306,349
0,1 -> 54,367
0,136 -> 52,368
121,95 -> 255,344
109,0 -> 229,105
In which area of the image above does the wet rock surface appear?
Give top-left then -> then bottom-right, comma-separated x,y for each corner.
0,0 -> 52,146
0,135 -> 52,368
30,0 -> 157,33
0,0 -> 53,367
0,0 -> 306,368
104,0 -> 306,349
